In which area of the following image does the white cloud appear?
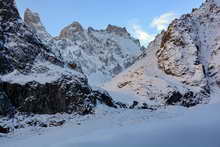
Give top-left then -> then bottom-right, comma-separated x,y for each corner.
130,24 -> 155,46
151,12 -> 177,31
128,12 -> 177,46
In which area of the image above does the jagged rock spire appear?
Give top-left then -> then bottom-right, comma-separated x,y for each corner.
24,8 -> 41,25
24,8 -> 52,41
106,24 -> 130,36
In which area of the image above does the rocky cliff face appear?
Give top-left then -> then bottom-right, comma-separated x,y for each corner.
157,0 -> 220,91
0,0 -> 47,74
0,0 -> 117,116
104,0 -> 220,107
23,9 -> 145,86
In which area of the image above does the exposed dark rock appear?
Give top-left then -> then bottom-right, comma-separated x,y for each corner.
0,89 -> 13,116
0,75 -> 117,114
91,89 -> 117,108
39,123 -> 48,128
117,81 -> 132,88
129,101 -> 139,109
140,103 -> 149,109
165,91 -> 183,105
49,120 -> 65,127
0,52 -> 14,75
0,126 -> 10,134
138,103 -> 158,111
164,90 -> 205,107
115,102 -> 128,109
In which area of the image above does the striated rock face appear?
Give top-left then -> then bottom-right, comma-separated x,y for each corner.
0,89 -> 12,116
104,0 -> 220,107
0,0 -> 116,116
157,0 -> 220,89
0,75 -> 116,114
23,10 -> 145,86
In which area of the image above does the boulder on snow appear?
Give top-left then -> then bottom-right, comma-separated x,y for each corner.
164,90 -> 208,107
0,126 -> 10,134
129,101 -> 139,109
91,89 -> 117,108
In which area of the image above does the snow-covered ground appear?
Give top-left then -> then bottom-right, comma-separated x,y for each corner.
1,92 -> 220,147
71,103 -> 220,147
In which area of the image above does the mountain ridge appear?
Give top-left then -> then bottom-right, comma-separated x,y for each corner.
23,9 -> 145,86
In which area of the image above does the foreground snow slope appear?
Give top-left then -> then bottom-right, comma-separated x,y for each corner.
1,96 -> 220,147
73,104 -> 220,147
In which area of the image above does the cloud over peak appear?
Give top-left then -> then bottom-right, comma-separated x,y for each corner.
151,12 -> 177,31
130,24 -> 155,46
128,12 -> 177,47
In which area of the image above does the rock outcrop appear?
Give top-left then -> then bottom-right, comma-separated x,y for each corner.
0,74 -> 117,114
0,89 -> 12,115
24,8 -> 51,41
106,24 -> 130,37
157,0 -> 220,91
0,0 -> 116,116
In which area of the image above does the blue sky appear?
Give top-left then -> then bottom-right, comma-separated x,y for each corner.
17,0 -> 204,45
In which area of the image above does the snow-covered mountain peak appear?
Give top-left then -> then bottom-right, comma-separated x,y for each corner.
58,21 -> 85,41
24,9 -> 145,86
24,8 -> 52,41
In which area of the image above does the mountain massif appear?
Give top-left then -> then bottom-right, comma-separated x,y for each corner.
24,9 -> 145,85
1,1 -> 220,146
0,0 -> 118,116
1,0 -> 220,116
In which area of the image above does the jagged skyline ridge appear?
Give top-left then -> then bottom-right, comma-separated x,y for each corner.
17,0 -> 203,46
